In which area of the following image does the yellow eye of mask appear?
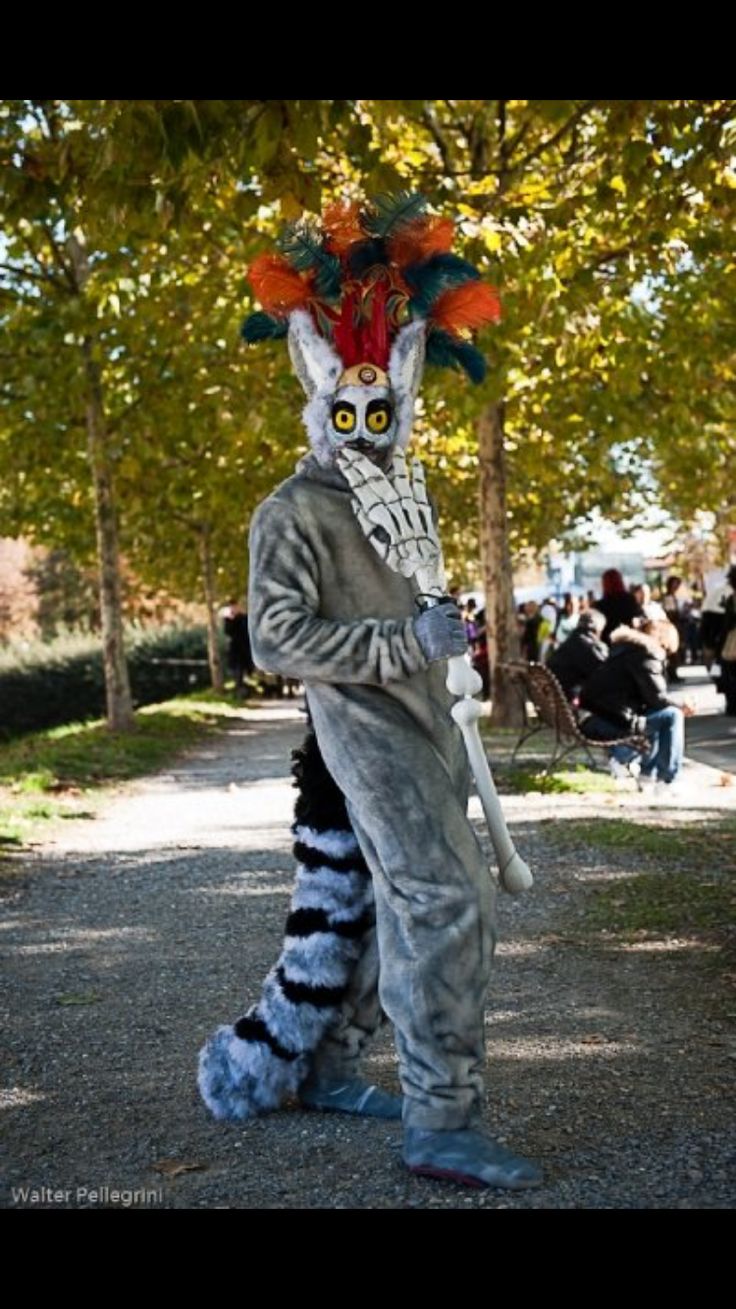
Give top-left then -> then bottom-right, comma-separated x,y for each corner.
366,407 -> 389,433
332,405 -> 356,433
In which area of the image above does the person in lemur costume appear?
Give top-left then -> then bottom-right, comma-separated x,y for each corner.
198,194 -> 542,1190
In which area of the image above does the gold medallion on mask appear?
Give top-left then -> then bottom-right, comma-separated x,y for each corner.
337,363 -> 389,389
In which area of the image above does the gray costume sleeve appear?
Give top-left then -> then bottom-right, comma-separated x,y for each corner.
248,496 -> 429,686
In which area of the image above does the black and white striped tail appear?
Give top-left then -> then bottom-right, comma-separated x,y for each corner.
197,730 -> 373,1121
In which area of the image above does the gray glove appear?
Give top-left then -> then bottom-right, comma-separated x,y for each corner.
413,601 -> 468,663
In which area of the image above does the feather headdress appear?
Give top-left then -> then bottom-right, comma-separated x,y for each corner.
242,193 -> 500,382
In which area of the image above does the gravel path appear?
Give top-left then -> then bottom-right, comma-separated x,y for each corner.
2,701 -> 734,1209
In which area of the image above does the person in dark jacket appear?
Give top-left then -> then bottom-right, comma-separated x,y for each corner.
521,600 -> 544,662
593,568 -> 643,643
223,599 -> 253,696
700,576 -> 729,669
662,575 -> 687,682
718,565 -> 736,716
546,609 -> 608,701
471,607 -> 491,699
580,619 -> 693,790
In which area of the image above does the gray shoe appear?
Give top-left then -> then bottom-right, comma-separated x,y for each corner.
299,1077 -> 403,1119
404,1127 -> 543,1190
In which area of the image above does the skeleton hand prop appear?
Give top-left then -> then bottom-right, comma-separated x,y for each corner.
336,448 -> 445,597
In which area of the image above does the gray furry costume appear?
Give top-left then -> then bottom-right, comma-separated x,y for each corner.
198,197 -> 541,1188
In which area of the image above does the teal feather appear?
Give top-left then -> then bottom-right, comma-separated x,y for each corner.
425,328 -> 487,384
241,312 -> 288,343
278,221 -> 341,300
405,254 -> 481,315
363,191 -> 428,240
452,340 -> 487,384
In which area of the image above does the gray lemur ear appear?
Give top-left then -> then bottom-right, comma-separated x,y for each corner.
389,319 -> 426,448
288,309 -> 343,398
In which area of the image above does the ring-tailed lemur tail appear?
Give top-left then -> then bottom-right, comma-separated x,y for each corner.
197,728 -> 375,1121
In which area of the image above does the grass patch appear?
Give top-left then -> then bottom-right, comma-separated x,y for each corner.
546,815 -> 736,978
0,797 -> 70,846
497,763 -> 618,795
479,720 -> 619,791
0,692 -> 241,849
547,815 -> 736,865
16,769 -> 57,794
585,869 -> 736,937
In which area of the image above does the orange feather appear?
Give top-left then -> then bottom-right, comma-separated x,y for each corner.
247,253 -> 310,315
419,216 -> 456,257
430,281 -> 502,334
387,215 -> 456,267
322,202 -> 365,255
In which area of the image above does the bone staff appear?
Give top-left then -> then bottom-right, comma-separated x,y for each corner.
404,462 -> 532,895
419,598 -> 533,896
448,656 -> 533,895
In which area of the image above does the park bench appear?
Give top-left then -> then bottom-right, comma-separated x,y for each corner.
499,660 -> 650,775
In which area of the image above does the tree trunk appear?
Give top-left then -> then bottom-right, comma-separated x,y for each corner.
199,528 -> 225,692
83,341 -> 136,731
68,231 -> 134,732
474,104 -> 523,728
477,400 -> 524,728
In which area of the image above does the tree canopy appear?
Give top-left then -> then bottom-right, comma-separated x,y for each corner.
1,100 -> 734,721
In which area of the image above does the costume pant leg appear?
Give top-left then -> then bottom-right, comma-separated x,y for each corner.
307,922 -> 384,1080
308,692 -> 497,1132
345,789 -> 496,1131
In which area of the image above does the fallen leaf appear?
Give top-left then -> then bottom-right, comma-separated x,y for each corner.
151,1159 -> 208,1178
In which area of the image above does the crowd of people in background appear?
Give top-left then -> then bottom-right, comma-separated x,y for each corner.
460,596 -> 491,698
515,567 -> 736,689
455,564 -> 735,798
222,564 -> 736,753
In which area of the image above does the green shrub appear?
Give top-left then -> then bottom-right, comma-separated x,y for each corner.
0,625 -> 223,737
